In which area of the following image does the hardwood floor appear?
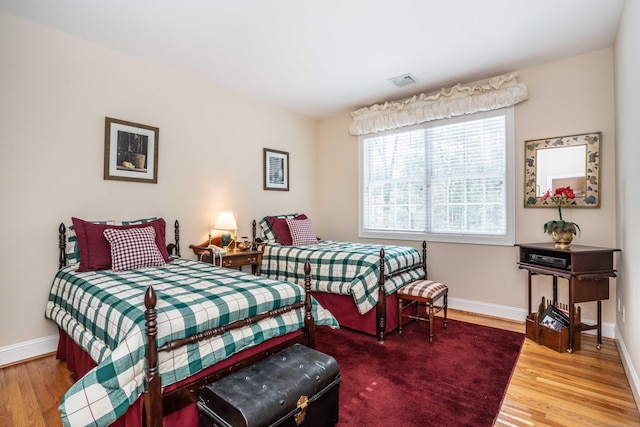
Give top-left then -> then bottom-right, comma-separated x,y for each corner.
449,310 -> 640,427
0,354 -> 72,427
1,310 -> 638,426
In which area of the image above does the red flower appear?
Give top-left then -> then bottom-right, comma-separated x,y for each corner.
542,186 -> 580,235
542,186 -> 575,203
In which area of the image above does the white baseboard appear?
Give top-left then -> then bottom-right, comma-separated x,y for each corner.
448,296 -> 616,339
449,296 -> 529,323
614,326 -> 640,413
0,334 -> 59,368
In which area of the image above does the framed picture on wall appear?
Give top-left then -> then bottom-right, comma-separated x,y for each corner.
524,131 -> 601,208
263,148 -> 289,191
104,117 -> 159,183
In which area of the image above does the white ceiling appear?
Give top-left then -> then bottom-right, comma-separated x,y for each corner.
0,0 -> 624,119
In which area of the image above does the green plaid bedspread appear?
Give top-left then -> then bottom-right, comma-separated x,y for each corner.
45,258 -> 338,427
260,241 -> 425,314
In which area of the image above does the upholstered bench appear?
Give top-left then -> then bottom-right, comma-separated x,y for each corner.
398,279 -> 448,343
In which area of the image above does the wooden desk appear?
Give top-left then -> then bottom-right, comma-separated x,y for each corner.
516,242 -> 619,352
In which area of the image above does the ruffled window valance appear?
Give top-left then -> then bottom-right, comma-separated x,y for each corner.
349,72 -> 529,136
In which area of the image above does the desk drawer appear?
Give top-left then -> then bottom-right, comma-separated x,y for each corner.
572,278 -> 610,303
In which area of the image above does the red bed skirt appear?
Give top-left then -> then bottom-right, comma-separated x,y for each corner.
310,291 -> 414,336
56,328 -> 299,426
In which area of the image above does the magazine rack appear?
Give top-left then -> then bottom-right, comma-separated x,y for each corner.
526,297 -> 581,353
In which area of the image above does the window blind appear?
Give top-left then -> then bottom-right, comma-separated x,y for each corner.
363,129 -> 426,232
360,108 -> 513,245
427,115 -> 506,235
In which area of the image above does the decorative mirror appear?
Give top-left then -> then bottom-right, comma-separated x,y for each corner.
524,132 -> 601,208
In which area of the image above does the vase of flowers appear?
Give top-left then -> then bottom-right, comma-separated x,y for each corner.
542,186 -> 580,249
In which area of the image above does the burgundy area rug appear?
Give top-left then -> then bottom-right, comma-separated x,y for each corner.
315,318 -> 524,427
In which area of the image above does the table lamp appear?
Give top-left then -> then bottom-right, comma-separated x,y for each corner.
214,210 -> 238,250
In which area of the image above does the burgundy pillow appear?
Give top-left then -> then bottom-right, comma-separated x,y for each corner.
267,214 -> 307,246
72,217 -> 171,272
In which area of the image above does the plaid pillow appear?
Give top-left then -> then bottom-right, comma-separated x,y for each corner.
259,213 -> 298,243
64,217 -> 156,267
103,226 -> 166,271
286,218 -> 318,246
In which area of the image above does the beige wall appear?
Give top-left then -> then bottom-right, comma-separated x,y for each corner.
0,12 -> 317,350
614,0 -> 640,405
317,48 -> 617,324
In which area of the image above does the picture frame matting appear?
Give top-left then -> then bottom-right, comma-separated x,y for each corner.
263,148 -> 289,191
104,117 -> 159,184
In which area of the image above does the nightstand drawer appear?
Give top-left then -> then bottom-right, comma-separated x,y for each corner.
220,254 -> 260,268
190,241 -> 265,276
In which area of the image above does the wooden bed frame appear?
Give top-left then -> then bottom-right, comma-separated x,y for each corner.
57,220 -> 316,427
251,220 -> 426,343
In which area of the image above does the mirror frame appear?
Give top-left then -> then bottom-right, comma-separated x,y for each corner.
524,131 -> 601,208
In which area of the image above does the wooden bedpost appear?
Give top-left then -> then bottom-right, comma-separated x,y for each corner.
377,248 -> 386,343
173,220 -> 180,257
304,261 -> 316,348
252,220 -> 257,243
422,241 -> 427,279
144,286 -> 162,427
58,223 -> 67,269
166,220 -> 181,257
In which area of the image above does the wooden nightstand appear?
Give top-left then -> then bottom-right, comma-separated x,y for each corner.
190,237 -> 265,276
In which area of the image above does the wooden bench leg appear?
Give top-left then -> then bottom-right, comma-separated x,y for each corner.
443,293 -> 448,329
398,296 -> 404,336
428,299 -> 435,343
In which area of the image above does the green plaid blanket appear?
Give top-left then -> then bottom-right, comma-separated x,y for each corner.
45,258 -> 338,427
260,241 -> 425,314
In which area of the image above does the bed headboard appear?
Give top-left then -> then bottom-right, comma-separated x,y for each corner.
58,219 -> 181,269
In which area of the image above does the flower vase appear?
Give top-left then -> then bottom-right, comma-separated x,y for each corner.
551,230 -> 573,249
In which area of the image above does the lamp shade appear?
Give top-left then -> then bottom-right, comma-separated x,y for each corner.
214,210 -> 238,231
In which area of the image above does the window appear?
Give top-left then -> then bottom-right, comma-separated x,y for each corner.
359,108 -> 514,245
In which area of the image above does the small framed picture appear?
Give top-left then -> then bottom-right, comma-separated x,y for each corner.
263,148 -> 289,191
104,117 -> 159,183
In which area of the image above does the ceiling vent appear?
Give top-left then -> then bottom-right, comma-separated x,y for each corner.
388,73 -> 418,87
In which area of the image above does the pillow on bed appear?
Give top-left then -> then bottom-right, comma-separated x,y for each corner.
65,217 -> 157,266
286,217 -> 318,246
65,220 -> 115,267
267,214 -> 307,246
103,226 -> 166,271
259,213 -> 299,243
72,217 -> 171,272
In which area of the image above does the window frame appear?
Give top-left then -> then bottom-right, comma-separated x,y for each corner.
358,107 -> 515,246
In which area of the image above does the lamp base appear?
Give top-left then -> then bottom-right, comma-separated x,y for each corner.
221,231 -> 231,249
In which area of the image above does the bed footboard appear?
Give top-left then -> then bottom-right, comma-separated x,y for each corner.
143,261 -> 315,427
376,241 -> 427,343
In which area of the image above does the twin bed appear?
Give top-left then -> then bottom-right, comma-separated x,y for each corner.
47,217 -> 337,427
46,214 -> 426,426
252,214 -> 426,342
